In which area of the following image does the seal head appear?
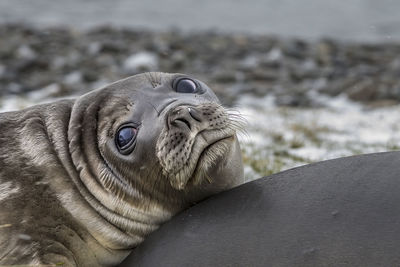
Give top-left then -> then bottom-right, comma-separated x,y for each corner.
0,72 -> 244,266
68,72 -> 244,204
157,93 -> 240,190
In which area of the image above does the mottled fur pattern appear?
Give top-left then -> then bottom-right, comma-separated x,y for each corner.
0,73 -> 244,266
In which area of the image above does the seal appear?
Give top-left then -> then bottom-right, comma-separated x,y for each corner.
0,72 -> 244,266
122,151 -> 400,267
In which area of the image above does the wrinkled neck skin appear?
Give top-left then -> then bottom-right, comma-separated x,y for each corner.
9,73 -> 244,266
68,92 -> 242,265
61,96 -> 184,265
14,100 -> 141,266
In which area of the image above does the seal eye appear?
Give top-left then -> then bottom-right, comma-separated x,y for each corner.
175,78 -> 198,93
116,126 -> 137,153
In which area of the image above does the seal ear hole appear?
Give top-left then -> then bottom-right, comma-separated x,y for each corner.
115,124 -> 139,155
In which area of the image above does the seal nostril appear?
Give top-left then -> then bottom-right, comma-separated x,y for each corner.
174,118 -> 191,131
188,107 -> 202,123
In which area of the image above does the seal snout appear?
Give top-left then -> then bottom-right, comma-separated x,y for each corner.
157,102 -> 239,190
168,106 -> 206,133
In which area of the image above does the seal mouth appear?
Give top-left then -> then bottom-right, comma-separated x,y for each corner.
165,130 -> 235,190
190,134 -> 234,184
156,102 -> 244,190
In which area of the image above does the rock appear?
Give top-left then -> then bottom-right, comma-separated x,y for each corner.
212,70 -> 237,83
16,45 -> 36,60
239,54 -> 260,70
1,24 -> 400,107
266,47 -> 283,62
28,83 -> 61,100
123,51 -> 158,73
87,42 -> 102,55
63,71 -> 82,85
0,64 -> 5,78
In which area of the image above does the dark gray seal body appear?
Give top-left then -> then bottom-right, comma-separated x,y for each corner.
122,151 -> 400,267
0,72 -> 244,266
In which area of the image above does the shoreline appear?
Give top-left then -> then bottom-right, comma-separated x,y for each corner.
1,0 -> 400,42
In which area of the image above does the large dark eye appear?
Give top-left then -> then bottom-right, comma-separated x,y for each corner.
116,126 -> 138,154
175,78 -> 198,93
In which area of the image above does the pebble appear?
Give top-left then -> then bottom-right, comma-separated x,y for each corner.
123,51 -> 158,73
1,24 -> 400,107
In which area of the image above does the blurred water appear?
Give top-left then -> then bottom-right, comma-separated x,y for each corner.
0,0 -> 400,42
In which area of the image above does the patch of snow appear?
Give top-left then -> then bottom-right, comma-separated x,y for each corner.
302,59 -> 317,72
240,54 -> 259,69
88,42 -> 101,55
28,83 -> 61,101
0,96 -> 33,112
237,93 -> 400,177
16,45 -> 36,59
238,94 -> 276,109
266,47 -> 282,62
123,51 -> 158,72
290,146 -> 329,161
64,71 -> 82,84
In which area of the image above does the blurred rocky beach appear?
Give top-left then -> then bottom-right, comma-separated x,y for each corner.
2,24 -> 400,106
1,21 -> 400,180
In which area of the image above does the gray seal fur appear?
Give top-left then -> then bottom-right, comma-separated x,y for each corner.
0,72 -> 244,266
